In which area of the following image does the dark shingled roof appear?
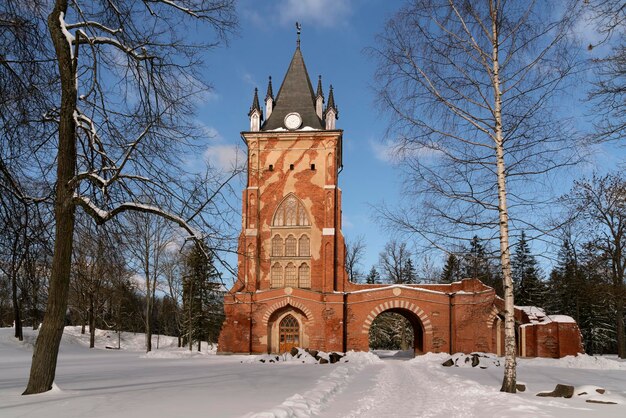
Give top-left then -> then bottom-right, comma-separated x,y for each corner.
261,47 -> 323,131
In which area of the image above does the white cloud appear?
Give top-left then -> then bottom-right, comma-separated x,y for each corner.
370,139 -> 400,163
242,72 -> 258,88
203,144 -> 246,171
276,0 -> 352,28
370,138 -> 441,164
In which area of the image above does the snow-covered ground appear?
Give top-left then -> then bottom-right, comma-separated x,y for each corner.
1,327 -> 625,417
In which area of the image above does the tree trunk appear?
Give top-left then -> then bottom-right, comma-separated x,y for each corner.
11,273 -> 23,341
89,295 -> 95,348
616,283 -> 625,358
31,289 -> 39,330
145,291 -> 152,352
491,1 -> 516,393
23,0 -> 77,395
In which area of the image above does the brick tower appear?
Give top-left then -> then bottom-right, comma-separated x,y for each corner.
218,36 -> 349,354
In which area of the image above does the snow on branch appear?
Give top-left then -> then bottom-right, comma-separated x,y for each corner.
75,35 -> 154,61
65,21 -> 122,36
74,196 -> 200,238
59,12 -> 75,59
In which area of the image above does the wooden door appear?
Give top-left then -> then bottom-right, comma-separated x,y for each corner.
279,315 -> 300,353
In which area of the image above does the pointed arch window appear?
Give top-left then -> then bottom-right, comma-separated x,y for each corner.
272,235 -> 283,257
285,263 -> 297,287
298,235 -> 310,257
298,263 -> 310,288
272,194 -> 310,227
285,235 -> 297,257
271,263 -> 283,288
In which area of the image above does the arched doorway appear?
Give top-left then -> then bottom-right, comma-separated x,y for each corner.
493,315 -> 521,356
279,314 -> 300,352
368,308 -> 424,357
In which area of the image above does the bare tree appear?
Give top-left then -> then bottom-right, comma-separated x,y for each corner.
379,240 -> 413,284
345,235 -> 366,283
563,173 -> 626,357
1,0 -> 237,394
125,211 -> 172,352
585,0 -> 625,144
162,246 -> 186,346
371,0 -> 582,392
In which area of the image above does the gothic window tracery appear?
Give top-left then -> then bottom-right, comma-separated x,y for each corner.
298,263 -> 310,288
270,194 -> 312,289
271,263 -> 283,288
285,235 -> 297,257
272,194 -> 310,227
298,235 -> 310,256
285,263 -> 297,287
272,235 -> 283,257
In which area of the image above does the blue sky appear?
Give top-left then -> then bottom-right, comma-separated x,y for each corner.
190,0 -> 624,282
194,0 -> 404,278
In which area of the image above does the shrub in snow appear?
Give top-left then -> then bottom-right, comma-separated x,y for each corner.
441,352 -> 501,369
244,348 -> 383,365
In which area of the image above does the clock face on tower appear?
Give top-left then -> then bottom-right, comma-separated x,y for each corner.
284,112 -> 302,130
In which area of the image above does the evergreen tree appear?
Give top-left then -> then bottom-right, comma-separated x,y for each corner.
365,266 -> 381,284
440,254 -> 462,284
401,258 -> 418,284
368,312 -> 414,351
577,243 -> 616,355
183,243 -> 223,351
461,236 -> 502,295
547,238 -> 583,321
511,232 -> 544,306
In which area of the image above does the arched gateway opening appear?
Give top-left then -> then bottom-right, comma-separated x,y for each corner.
368,308 -> 424,358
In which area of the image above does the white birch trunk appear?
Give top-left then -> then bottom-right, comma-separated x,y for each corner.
491,0 -> 517,393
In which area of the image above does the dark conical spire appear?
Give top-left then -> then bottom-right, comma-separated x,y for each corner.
265,76 -> 274,101
325,84 -> 337,116
248,87 -> 261,117
261,45 -> 323,130
316,75 -> 324,99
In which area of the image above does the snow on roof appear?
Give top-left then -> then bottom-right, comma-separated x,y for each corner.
517,306 -> 576,325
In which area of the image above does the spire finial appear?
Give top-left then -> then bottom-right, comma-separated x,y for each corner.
296,22 -> 302,48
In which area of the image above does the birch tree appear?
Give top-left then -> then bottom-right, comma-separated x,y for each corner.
1,0 -> 236,395
371,0 -> 582,392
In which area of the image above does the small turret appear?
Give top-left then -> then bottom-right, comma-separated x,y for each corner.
324,85 -> 338,130
248,87 -> 262,131
265,76 -> 274,120
315,75 -> 324,120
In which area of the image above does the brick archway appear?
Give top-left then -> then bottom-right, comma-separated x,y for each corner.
262,297 -> 314,326
361,300 -> 433,335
